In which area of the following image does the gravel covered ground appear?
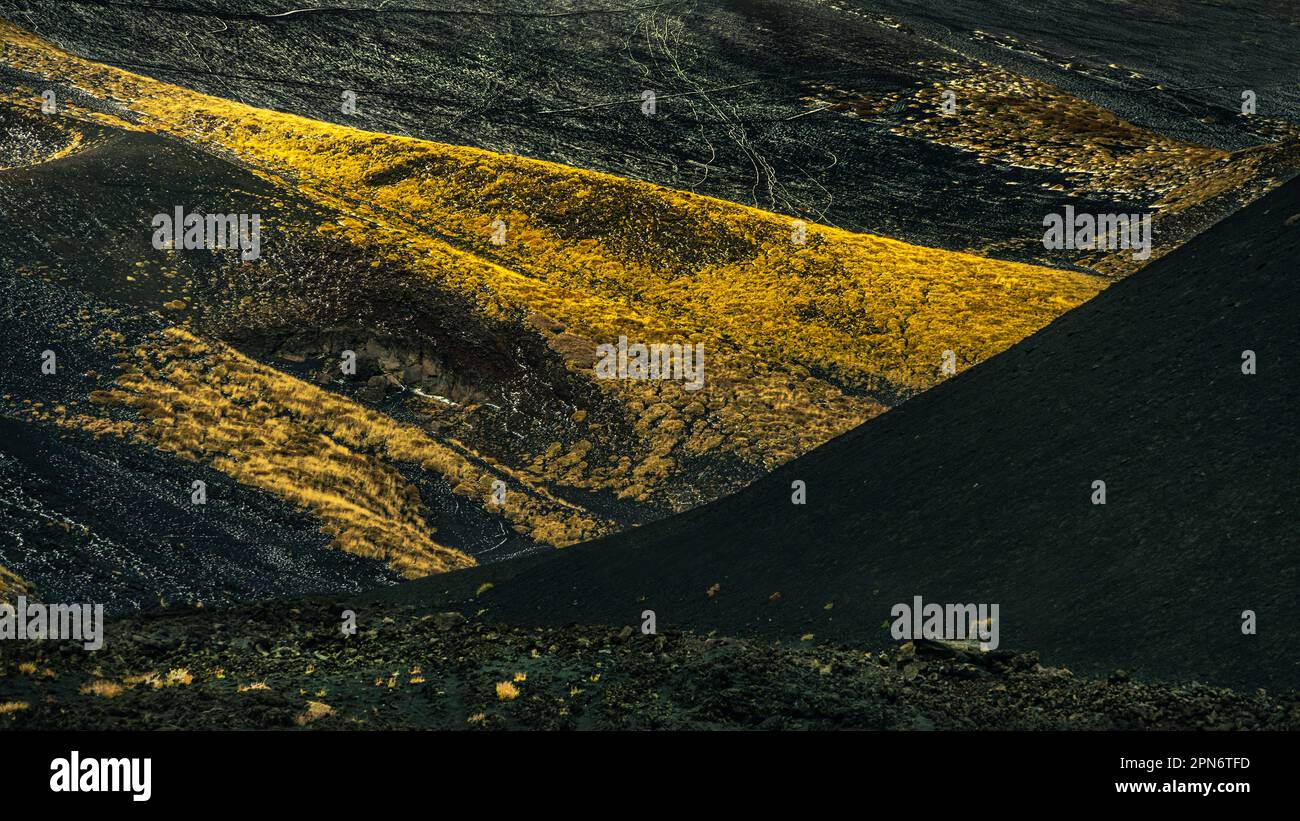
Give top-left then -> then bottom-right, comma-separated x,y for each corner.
2,599 -> 1296,730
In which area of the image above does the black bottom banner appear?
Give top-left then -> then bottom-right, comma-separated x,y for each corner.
3,730 -> 1288,809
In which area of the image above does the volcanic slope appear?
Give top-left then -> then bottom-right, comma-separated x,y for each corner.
0,22 -> 1104,524
8,0 -> 1298,270
0,22 -> 1107,608
384,173 -> 1300,692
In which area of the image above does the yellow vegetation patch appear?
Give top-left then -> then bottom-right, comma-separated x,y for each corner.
0,701 -> 29,715
0,565 -> 31,603
88,328 -> 602,574
295,700 -> 336,726
816,59 -> 1299,274
166,668 -> 194,687
80,680 -> 125,698
353,148 -> 1100,397
117,669 -> 193,690
832,59 -> 1232,199
495,681 -> 520,701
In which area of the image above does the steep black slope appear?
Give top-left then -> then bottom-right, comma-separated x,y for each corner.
382,174 -> 1300,691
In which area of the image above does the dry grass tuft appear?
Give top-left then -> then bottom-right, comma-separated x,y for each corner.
294,700 -> 335,726
80,680 -> 125,698
495,681 -> 520,701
